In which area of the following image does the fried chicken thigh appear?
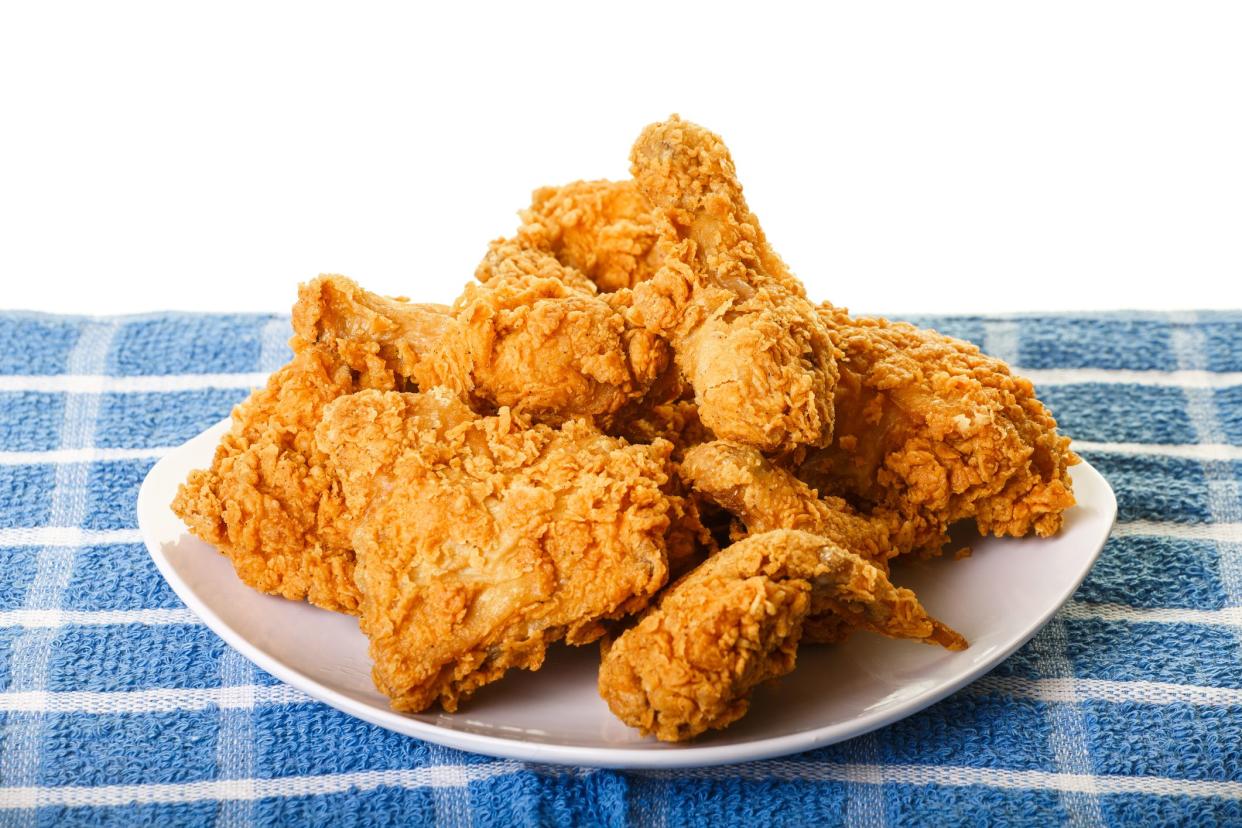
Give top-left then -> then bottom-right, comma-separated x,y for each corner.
802,305 -> 1078,547
627,116 -> 838,452
316,388 -> 678,712
598,529 -> 965,741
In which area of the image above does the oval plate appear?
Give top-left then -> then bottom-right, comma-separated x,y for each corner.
138,419 -> 1116,769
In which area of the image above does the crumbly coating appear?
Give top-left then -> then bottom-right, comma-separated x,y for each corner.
477,179 -> 663,292
425,252 -> 669,425
292,273 -> 451,386
627,116 -> 838,452
316,389 -> 676,712
801,305 -> 1079,544
171,274 -> 437,613
598,530 -> 965,741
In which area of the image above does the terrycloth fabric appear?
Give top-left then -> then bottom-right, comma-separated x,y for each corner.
0,310 -> 1240,827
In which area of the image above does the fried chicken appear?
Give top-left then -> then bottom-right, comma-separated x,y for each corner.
598,529 -> 965,741
681,440 -> 907,567
292,273 -> 451,385
170,117 -> 1083,740
626,116 -> 838,452
681,440 -> 950,644
425,249 -> 670,424
800,305 -> 1078,548
173,268 -> 672,614
171,274 -> 441,612
478,179 -> 662,292
301,263 -> 670,426
316,388 -> 678,712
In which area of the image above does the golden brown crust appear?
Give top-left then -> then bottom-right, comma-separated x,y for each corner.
292,273 -> 450,385
171,275 -> 445,614
477,180 -> 663,292
627,116 -> 837,452
681,441 -> 901,565
802,305 -> 1079,547
425,252 -> 670,425
598,530 -> 964,741
171,344 -> 387,613
316,389 -> 676,712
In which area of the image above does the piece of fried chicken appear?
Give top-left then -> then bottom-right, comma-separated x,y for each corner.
626,116 -> 838,452
316,388 -> 679,713
426,248 -> 670,425
598,529 -> 965,742
799,305 -> 1078,547
681,440 -> 955,645
171,275 -> 447,613
477,179 -> 662,292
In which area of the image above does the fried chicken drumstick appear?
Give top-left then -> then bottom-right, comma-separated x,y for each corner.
626,116 -> 838,452
317,388 -> 677,712
598,529 -> 965,741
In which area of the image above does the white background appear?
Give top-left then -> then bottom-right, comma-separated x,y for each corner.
2,2 -> 1239,316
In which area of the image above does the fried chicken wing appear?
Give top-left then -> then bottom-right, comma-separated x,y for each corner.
316,388 -> 677,712
681,440 -> 948,644
478,179 -> 662,292
598,529 -> 965,741
626,116 -> 837,451
801,305 -> 1078,547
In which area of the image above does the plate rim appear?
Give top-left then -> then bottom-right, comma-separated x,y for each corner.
138,419 -> 1116,769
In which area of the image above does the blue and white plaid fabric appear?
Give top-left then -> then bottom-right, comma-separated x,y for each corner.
0,310 -> 1239,826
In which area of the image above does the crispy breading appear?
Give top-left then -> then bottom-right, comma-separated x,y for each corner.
175,271 -> 681,616
292,273 -> 450,386
681,440 -> 917,563
598,530 -> 965,741
424,250 -> 670,424
801,305 -> 1078,544
171,344 -> 386,613
316,388 -> 677,712
626,116 -> 838,451
170,275 -> 439,613
477,179 -> 662,292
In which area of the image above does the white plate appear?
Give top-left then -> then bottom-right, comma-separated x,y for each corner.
138,420 -> 1116,769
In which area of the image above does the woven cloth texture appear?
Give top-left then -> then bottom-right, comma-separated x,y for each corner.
0,310 -> 1239,826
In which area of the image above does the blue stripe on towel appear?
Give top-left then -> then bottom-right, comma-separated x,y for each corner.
95,389 -> 248,448
108,315 -> 282,377
65,544 -> 181,611
0,392 -> 67,451
1040,385 -> 1197,444
1077,536 -> 1229,611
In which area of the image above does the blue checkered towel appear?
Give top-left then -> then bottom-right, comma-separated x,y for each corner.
0,310 -> 1239,826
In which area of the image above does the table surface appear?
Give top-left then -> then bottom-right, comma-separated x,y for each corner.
0,309 -> 1239,825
